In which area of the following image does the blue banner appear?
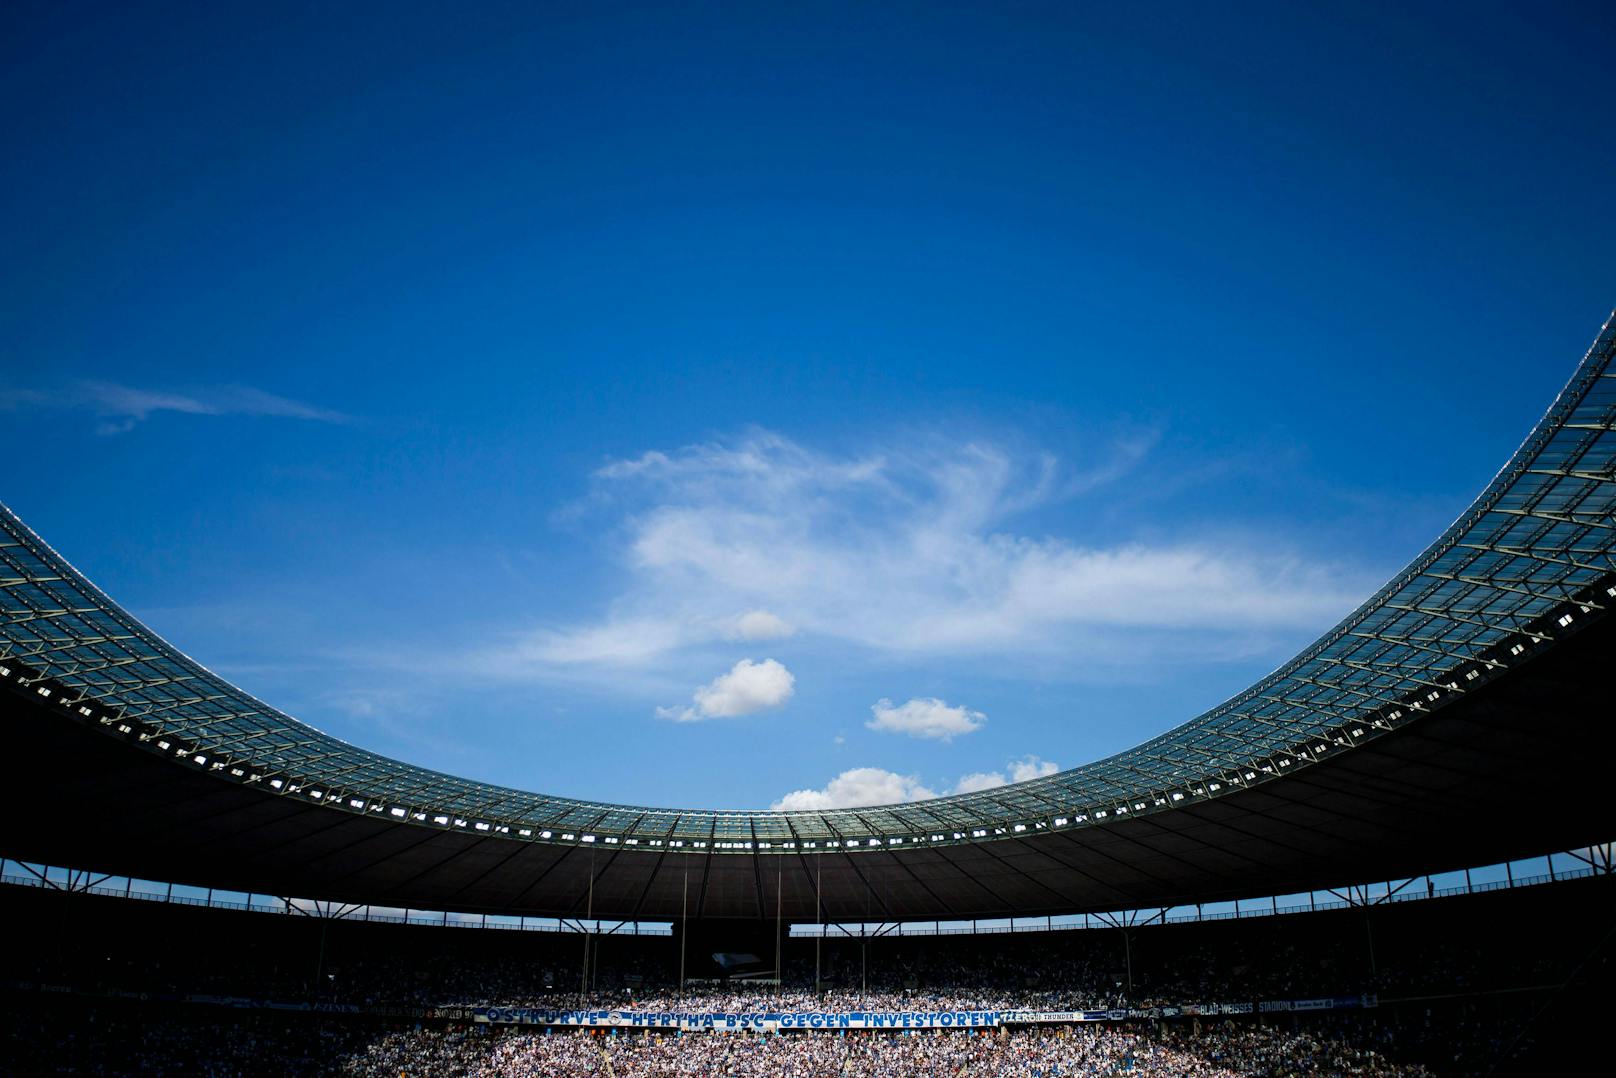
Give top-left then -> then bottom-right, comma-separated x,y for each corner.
472,1008 -> 1003,1030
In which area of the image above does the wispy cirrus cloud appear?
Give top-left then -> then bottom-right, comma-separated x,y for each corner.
473,610 -> 795,673
471,428 -> 1372,680
0,389 -> 50,411
7,379 -> 351,434
770,754 -> 1060,810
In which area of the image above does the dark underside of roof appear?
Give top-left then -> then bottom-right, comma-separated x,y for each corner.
4,606 -> 1612,924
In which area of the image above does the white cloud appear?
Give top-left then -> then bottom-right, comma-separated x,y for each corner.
657,658 -> 795,722
725,610 -> 796,641
486,618 -> 690,668
771,767 -> 937,810
771,754 -> 1061,809
82,383 -> 217,430
950,755 -> 1060,794
1008,755 -> 1060,783
6,380 -> 351,434
473,611 -> 792,679
472,428 -> 1375,681
589,432 -> 1361,653
951,770 -> 1011,795
866,697 -> 985,741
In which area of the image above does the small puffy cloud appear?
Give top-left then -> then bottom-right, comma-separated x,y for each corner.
950,755 -> 1060,794
694,658 -> 795,717
866,697 -> 985,741
771,767 -> 937,810
724,609 -> 796,641
657,658 -> 795,722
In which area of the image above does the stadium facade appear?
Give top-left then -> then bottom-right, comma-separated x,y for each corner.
2,314 -> 1613,925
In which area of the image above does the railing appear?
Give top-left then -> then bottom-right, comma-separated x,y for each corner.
2,842 -> 1607,939
791,845 -> 1612,937
0,861 -> 672,935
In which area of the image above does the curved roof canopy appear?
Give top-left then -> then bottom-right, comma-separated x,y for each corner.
1,313 -> 1613,920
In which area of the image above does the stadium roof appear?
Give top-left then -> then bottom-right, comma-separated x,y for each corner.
2,313 -> 1613,921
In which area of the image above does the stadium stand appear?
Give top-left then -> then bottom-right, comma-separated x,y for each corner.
1,863 -> 1611,1074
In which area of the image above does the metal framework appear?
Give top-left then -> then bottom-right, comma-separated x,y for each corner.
1,313 -> 1613,856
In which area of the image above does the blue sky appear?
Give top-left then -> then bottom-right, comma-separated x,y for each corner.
3,2 -> 1612,810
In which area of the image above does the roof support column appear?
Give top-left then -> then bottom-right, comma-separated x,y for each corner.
814,857 -> 822,996
678,865 -> 687,999
580,846 -> 594,997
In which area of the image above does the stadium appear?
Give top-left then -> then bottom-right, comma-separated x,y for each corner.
6,7 -> 1616,1077
4,307 -> 1614,1074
